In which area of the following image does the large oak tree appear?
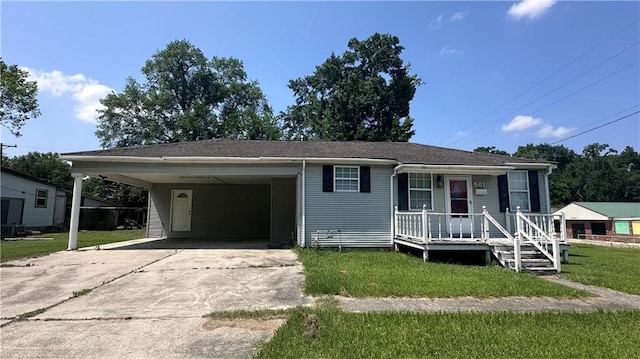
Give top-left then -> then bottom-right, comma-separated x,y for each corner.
282,33 -> 423,141
96,40 -> 281,148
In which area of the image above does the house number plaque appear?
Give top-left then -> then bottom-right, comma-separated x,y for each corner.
473,181 -> 486,189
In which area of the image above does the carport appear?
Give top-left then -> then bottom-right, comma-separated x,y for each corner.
61,155 -> 302,250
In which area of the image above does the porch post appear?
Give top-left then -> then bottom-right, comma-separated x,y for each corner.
68,174 -> 84,250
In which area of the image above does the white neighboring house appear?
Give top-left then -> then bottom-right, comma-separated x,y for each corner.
1,167 -> 61,234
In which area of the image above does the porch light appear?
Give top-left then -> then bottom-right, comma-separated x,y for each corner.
436,175 -> 443,188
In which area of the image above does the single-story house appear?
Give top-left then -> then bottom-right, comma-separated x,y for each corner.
1,167 -> 63,235
62,140 -> 567,273
1,167 -> 117,236
553,202 -> 640,242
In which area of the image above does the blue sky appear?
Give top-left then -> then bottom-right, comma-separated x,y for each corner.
2,0 -> 639,158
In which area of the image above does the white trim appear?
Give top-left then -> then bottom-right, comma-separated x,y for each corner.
395,164 -> 515,175
333,165 -> 360,192
62,155 -> 397,165
301,160 -> 306,246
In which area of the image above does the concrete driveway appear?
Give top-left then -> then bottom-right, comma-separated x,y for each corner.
0,238 -> 310,359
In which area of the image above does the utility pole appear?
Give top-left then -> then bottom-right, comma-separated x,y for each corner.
1,143 -> 17,165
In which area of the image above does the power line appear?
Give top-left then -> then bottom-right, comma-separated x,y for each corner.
451,59 -> 640,147
550,110 -> 640,145
437,17 -> 640,145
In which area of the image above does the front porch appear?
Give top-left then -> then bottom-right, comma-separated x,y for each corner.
394,206 -> 569,273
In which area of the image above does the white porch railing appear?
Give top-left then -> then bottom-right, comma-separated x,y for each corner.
514,207 -> 561,272
505,208 -> 567,243
394,205 -> 564,273
394,205 -> 487,242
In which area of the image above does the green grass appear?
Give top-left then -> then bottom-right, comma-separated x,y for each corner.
0,229 -> 145,262
296,248 -> 588,298
561,244 -> 640,295
255,308 -> 640,359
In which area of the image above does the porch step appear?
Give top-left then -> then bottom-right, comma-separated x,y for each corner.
492,244 -> 557,274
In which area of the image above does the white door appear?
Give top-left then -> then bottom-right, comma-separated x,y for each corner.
445,176 -> 473,235
171,190 -> 192,232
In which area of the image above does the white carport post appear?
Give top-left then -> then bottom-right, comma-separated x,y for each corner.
67,174 -> 84,250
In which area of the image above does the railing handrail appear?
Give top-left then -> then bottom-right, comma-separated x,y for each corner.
482,207 -> 514,240
515,207 -> 559,269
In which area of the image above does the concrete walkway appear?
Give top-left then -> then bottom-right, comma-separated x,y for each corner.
338,276 -> 640,313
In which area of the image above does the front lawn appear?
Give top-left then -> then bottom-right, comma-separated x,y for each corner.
296,248 -> 588,298
0,229 -> 146,262
254,308 -> 640,358
561,243 -> 640,295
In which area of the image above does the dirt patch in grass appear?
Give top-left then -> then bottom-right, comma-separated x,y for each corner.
203,318 -> 286,332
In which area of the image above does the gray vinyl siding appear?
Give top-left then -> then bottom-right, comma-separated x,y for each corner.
151,183 -> 270,240
147,194 -> 164,238
270,177 -> 297,246
304,164 -> 393,247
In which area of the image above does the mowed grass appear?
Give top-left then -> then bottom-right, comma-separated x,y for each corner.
561,243 -> 640,295
255,308 -> 640,359
0,229 -> 145,262
296,248 -> 588,298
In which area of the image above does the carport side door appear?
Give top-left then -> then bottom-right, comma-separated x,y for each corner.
170,190 -> 192,232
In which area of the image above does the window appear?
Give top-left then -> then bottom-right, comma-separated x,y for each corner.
507,171 -> 530,211
591,222 -> 606,235
409,173 -> 433,210
334,166 -> 359,192
35,189 -> 48,208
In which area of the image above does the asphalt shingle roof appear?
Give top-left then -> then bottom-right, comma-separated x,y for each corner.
62,140 -> 550,167
575,202 -> 640,219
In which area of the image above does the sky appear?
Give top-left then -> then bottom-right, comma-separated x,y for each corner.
2,0 -> 639,158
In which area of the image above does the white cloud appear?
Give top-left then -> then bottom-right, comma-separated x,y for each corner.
439,46 -> 462,56
450,11 -> 468,22
429,15 -> 443,29
501,115 -> 543,132
508,0 -> 557,20
22,68 -> 113,123
536,124 -> 576,138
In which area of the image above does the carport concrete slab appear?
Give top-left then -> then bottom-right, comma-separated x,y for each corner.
143,248 -> 301,270
1,318 -> 275,359
39,265 -> 309,319
0,249 -> 175,318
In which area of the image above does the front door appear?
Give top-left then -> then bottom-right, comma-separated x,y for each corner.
445,176 -> 473,235
171,190 -> 192,232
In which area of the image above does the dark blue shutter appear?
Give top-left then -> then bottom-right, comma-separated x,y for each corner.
528,170 -> 541,212
497,174 -> 509,212
322,165 -> 333,192
360,166 -> 370,193
398,173 -> 408,210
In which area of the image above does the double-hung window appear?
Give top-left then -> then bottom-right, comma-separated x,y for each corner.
409,173 -> 433,210
508,171 -> 530,211
35,189 -> 48,208
334,166 -> 359,192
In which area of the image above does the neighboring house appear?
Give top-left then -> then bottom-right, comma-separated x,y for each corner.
553,202 -> 640,242
1,167 -> 61,234
1,167 -> 117,236
62,140 -> 567,273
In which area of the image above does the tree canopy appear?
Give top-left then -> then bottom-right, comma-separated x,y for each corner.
2,152 -> 72,189
513,143 -> 639,206
95,40 -> 281,148
473,146 -> 511,156
281,33 -> 423,141
0,58 -> 40,137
